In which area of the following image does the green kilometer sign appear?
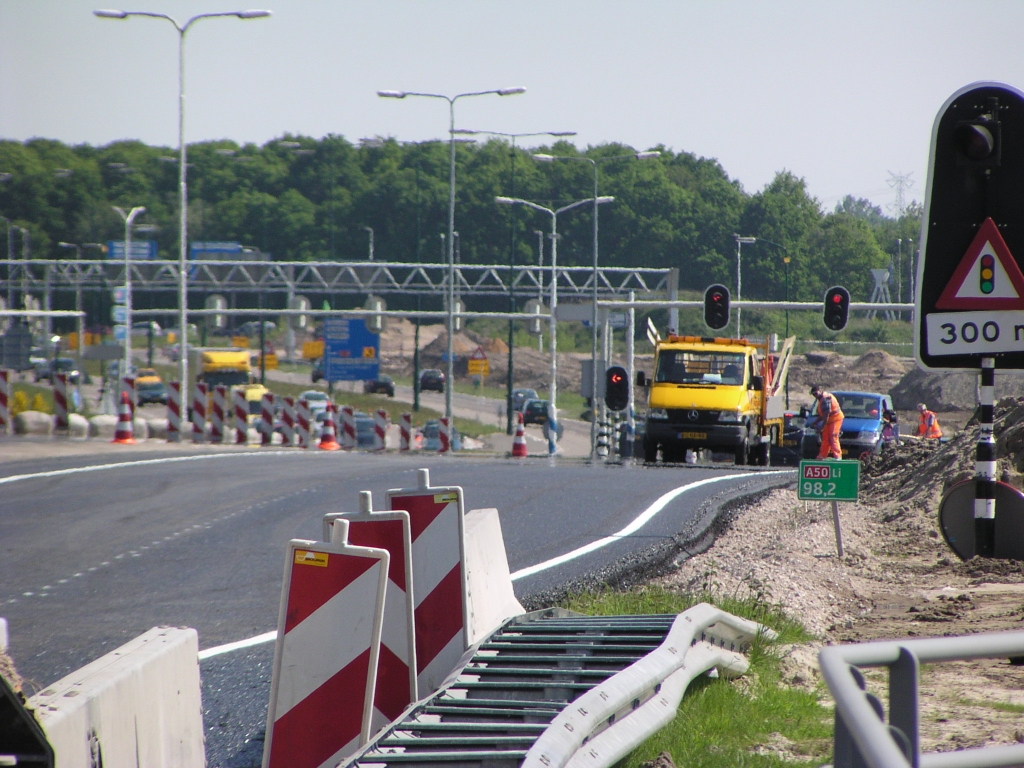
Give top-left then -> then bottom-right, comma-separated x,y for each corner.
798,460 -> 860,501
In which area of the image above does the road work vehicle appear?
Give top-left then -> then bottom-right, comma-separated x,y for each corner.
636,334 -> 794,466
191,348 -> 268,422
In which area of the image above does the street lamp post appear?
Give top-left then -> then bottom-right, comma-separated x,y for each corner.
732,234 -> 756,338
496,195 -> 612,455
378,86 -> 526,428
364,226 -> 374,261
113,206 -> 146,379
96,8 -> 271,400
533,150 -> 660,461
453,129 -> 575,434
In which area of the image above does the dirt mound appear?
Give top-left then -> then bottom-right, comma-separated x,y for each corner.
854,349 -> 906,375
891,368 -> 1024,412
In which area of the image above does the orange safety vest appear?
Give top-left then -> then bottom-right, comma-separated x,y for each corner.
918,410 -> 942,439
817,392 -> 844,424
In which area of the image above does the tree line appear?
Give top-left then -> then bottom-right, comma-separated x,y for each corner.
0,135 -> 921,303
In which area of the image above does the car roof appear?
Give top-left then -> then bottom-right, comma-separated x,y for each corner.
300,390 -> 329,399
833,390 -> 886,399
525,398 -> 548,407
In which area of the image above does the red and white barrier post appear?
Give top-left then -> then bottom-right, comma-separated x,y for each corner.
263,519 -> 389,768
340,405 -> 356,450
439,417 -> 450,454
52,373 -> 69,432
296,398 -> 310,449
399,413 -> 411,452
191,382 -> 208,443
373,409 -> 387,452
319,404 -> 341,451
233,388 -> 248,445
167,381 -> 182,442
211,385 -> 227,444
0,369 -> 9,435
512,411 -> 528,458
261,393 -> 275,446
323,491 -> 418,729
280,396 -> 295,447
112,391 -> 135,444
387,468 -> 468,695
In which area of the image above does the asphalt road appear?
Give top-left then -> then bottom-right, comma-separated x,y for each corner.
0,451 -> 791,766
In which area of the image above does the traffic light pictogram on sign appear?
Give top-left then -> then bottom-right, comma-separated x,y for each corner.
703,284 -> 730,330
823,286 -> 850,331
604,366 -> 629,412
934,217 -> 1024,310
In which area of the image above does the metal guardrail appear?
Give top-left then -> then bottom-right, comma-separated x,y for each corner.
819,631 -> 1024,768
343,604 -> 772,768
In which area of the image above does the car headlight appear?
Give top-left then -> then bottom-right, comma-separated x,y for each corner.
718,410 -> 743,423
647,408 -> 668,420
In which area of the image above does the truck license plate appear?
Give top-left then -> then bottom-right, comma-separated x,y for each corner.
678,431 -> 706,440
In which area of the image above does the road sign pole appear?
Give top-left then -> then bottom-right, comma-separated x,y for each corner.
831,500 -> 844,558
976,357 -> 997,556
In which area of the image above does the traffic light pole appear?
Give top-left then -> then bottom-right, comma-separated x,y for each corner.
976,357 -> 997,557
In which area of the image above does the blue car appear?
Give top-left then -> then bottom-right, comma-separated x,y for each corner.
802,390 -> 893,460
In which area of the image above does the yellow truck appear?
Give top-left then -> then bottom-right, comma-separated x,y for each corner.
192,348 -> 268,421
636,334 -> 794,466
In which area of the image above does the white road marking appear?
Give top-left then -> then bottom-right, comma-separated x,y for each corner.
196,469 -> 792,659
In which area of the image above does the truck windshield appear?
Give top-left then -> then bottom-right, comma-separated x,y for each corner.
654,351 -> 746,385
202,371 -> 249,387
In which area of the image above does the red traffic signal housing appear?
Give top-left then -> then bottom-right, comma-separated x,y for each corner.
604,365 -> 630,412
703,284 -> 730,330
823,286 -> 850,331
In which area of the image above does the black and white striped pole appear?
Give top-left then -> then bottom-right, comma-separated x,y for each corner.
975,357 -> 997,557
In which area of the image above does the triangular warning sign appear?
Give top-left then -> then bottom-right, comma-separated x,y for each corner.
936,217 -> 1024,310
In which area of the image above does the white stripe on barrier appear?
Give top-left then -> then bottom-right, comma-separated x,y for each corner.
263,520 -> 389,768
167,381 -> 182,441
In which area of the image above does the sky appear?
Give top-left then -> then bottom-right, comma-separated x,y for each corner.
3,1 -> 1024,215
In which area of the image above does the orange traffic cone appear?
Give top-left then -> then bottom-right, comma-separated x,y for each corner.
319,405 -> 341,451
512,412 -> 528,458
112,391 -> 135,444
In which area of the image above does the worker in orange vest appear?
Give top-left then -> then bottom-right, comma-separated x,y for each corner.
811,385 -> 844,459
916,403 -> 942,439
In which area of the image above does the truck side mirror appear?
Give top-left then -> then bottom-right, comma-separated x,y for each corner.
750,375 -> 764,391
636,371 -> 647,387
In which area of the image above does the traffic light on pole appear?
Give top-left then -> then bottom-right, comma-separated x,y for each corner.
823,286 -> 850,331
703,284 -> 730,330
954,100 -> 1000,167
604,365 -> 629,412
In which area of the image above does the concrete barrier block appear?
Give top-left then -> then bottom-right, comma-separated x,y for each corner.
14,410 -> 53,436
132,417 -> 149,441
464,508 -> 525,645
88,414 -> 117,438
28,626 -> 204,768
67,413 -> 89,439
146,418 -> 169,440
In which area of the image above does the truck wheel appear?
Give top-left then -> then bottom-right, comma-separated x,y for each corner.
757,440 -> 771,467
734,440 -> 748,465
643,439 -> 658,463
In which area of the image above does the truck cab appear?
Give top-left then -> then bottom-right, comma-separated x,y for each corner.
638,335 -> 791,466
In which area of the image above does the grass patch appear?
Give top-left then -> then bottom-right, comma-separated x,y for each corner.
561,586 -> 832,767
957,697 -> 1024,714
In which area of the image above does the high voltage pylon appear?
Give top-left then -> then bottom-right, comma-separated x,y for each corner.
887,171 -> 914,218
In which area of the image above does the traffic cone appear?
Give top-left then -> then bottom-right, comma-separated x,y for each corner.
112,391 -> 135,444
512,412 -> 528,458
318,405 -> 341,451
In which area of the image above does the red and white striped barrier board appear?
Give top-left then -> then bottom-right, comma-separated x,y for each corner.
233,388 -> 248,445
120,376 -> 136,419
53,373 -> 69,431
167,381 -> 182,442
323,491 -> 418,730
296,398 -> 310,449
261,393 -> 275,446
263,519 -> 389,768
340,405 -> 356,450
280,396 -> 295,447
386,468 -> 468,695
439,417 -> 450,453
211,385 -> 227,444
400,413 -> 411,451
374,409 -> 387,452
0,369 -> 9,434
191,383 -> 208,443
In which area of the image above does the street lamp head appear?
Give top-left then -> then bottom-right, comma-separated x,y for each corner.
377,90 -> 406,99
236,10 -> 271,19
277,140 -> 301,148
596,196 -> 615,204
93,9 -> 128,18
497,87 -> 527,96
635,150 -> 661,159
495,196 -> 516,205
58,242 -> 75,248
550,131 -> 577,137
532,154 -> 555,162
733,234 -> 757,244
